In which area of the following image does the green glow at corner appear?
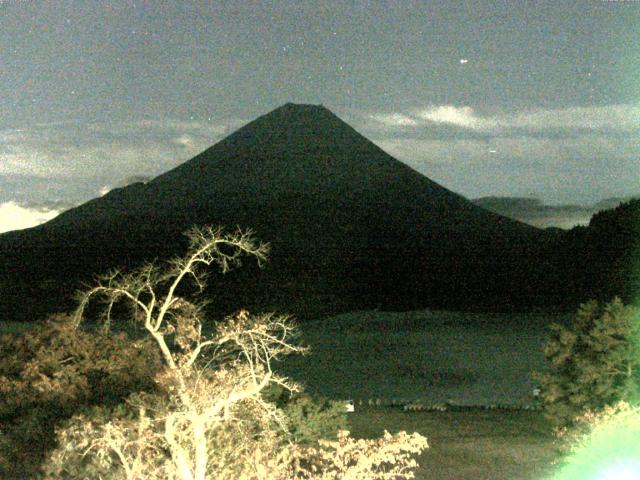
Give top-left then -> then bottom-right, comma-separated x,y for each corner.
596,460 -> 640,480
549,401 -> 640,479
550,298 -> 640,479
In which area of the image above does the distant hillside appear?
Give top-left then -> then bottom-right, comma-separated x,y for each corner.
473,196 -> 639,230
551,198 -> 640,305
0,104 -> 572,321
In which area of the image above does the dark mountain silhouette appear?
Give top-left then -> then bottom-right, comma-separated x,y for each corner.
548,199 -> 640,305
470,196 -> 640,306
1,104 -> 567,321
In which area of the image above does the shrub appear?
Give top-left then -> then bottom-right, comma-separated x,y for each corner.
42,226 -> 428,479
263,386 -> 349,445
533,298 -> 640,430
0,314 -> 161,478
292,429 -> 428,480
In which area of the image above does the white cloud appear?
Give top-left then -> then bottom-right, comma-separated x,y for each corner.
0,201 -> 63,233
501,104 -> 640,130
371,131 -> 640,205
0,117 -> 240,180
390,103 -> 640,132
172,133 -> 200,153
375,134 -> 639,168
98,175 -> 152,197
417,105 -> 498,130
370,113 -> 418,127
0,116 -> 242,212
0,147 -> 57,177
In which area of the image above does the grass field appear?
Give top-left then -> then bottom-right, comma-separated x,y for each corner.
271,309 -> 571,478
348,406 -> 562,480
275,309 -> 570,407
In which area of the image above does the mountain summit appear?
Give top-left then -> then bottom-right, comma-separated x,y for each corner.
0,104 -> 553,321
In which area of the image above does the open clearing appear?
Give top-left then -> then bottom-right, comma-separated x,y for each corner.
275,309 -> 571,407
272,309 -> 571,478
348,406 -> 561,480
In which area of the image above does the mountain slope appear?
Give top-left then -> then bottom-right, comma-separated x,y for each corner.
550,199 -> 640,305
0,103 -> 555,321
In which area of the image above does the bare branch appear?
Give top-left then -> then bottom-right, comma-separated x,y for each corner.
46,225 -> 425,479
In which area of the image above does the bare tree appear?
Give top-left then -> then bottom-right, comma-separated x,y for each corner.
46,226 -> 428,480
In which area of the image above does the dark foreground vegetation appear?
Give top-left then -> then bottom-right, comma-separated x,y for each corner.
3,298 -> 637,479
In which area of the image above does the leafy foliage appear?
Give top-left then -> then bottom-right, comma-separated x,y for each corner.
282,395 -> 349,446
263,385 -> 349,445
534,298 -> 640,429
293,429 -> 428,480
0,314 -> 161,478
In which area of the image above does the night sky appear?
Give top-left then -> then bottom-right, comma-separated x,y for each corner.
1,0 -> 638,233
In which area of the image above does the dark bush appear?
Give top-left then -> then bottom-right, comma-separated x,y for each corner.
0,314 -> 161,478
263,384 -> 348,445
534,298 -> 640,430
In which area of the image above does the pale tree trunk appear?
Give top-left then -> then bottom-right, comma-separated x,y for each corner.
192,418 -> 208,480
165,416 -> 195,480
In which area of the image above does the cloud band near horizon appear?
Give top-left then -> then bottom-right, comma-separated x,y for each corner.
0,102 -> 638,232
369,102 -> 640,133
